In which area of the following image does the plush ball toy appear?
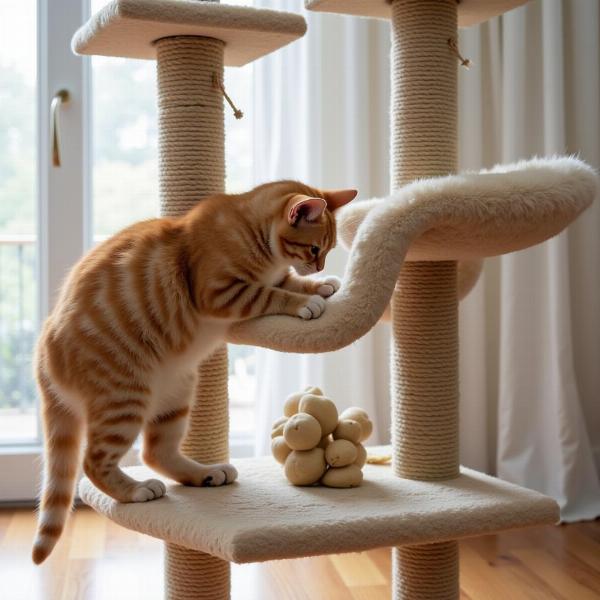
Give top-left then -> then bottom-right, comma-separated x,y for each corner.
271,386 -> 372,488
284,448 -> 327,485
333,419 -> 362,444
354,443 -> 368,468
339,407 -> 373,441
283,413 -> 322,450
271,416 -> 288,439
283,386 -> 323,417
271,436 -> 292,464
325,439 -> 357,467
321,464 -> 363,488
299,394 -> 338,436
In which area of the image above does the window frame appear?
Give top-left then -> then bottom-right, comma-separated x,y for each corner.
0,0 -> 90,501
0,0 -> 255,503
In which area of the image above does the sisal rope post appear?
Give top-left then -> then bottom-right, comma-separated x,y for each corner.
390,0 -> 459,598
393,542 -> 459,599
156,35 -> 231,600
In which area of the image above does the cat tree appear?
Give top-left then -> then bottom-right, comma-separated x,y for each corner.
74,1 -> 596,599
73,1 -> 307,597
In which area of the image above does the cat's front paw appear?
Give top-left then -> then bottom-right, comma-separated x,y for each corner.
316,276 -> 341,298
297,295 -> 326,320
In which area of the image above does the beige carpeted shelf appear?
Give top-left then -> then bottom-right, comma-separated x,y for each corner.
305,0 -> 528,27
72,0 -> 307,65
79,448 -> 559,564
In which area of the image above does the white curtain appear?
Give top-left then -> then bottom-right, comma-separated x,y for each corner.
457,0 -> 600,522
251,0 -> 600,522
251,0 -> 392,453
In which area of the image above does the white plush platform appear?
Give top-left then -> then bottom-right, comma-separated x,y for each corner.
72,0 -> 307,66
228,157 -> 596,353
79,450 -> 558,563
306,0 -> 529,27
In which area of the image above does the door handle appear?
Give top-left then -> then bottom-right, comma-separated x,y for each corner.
50,89 -> 70,167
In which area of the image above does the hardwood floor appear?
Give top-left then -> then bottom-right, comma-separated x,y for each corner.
1,507 -> 598,600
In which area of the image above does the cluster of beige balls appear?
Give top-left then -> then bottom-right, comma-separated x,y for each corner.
271,386 -> 373,488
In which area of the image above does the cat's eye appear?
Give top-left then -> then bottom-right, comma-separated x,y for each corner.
310,246 -> 320,256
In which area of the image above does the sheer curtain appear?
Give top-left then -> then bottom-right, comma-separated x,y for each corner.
457,0 -> 600,521
251,0 -> 392,453
251,0 -> 600,521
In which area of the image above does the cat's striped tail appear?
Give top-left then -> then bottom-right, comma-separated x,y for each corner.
32,381 -> 83,564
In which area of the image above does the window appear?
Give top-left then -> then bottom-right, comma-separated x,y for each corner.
0,0 -> 257,500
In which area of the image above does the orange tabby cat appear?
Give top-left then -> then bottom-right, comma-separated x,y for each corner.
31,180 -> 356,564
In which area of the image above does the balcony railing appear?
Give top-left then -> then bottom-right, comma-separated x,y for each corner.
0,234 -> 37,441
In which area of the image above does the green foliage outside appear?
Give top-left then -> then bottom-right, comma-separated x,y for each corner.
0,62 -> 37,410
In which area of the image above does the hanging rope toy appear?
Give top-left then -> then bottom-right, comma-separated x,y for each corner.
212,73 -> 244,119
448,37 -> 472,69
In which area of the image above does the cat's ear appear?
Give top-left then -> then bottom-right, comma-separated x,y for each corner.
323,188 -> 358,212
288,195 -> 327,226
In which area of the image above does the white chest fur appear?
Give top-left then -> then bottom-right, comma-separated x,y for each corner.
150,319 -> 229,415
259,263 -> 288,288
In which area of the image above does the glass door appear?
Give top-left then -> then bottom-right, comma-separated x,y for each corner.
0,0 -> 88,501
1,0 -> 257,502
0,0 -> 38,444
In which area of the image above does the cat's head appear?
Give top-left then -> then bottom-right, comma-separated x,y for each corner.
270,181 -> 357,276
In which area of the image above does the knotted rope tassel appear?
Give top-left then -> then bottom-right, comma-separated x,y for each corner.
213,73 -> 244,119
448,37 -> 472,69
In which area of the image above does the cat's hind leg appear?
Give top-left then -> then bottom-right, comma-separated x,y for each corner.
142,376 -> 237,487
84,394 -> 166,503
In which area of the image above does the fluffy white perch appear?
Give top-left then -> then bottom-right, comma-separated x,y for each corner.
72,0 -> 307,65
227,157 -> 597,353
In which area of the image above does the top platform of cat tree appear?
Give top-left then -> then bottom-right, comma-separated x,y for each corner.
79,448 -> 558,563
305,0 -> 528,27
72,0 -> 307,66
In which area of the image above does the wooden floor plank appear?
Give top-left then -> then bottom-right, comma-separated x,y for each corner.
350,584 -> 390,600
0,507 -> 598,600
0,509 -> 12,543
463,533 -> 566,600
330,552 -> 388,587
68,509 -> 106,560
1,509 -> 37,552
459,543 -> 556,600
580,521 -> 600,545
563,526 -> 600,573
59,559 -> 97,600
368,546 -> 392,577
1,510 -> 43,600
513,547 -> 600,600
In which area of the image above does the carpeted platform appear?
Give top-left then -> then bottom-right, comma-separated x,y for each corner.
79,449 -> 559,563
305,0 -> 528,27
72,0 -> 307,65
227,157 -> 596,353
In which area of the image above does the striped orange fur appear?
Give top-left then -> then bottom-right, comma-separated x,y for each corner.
31,181 -> 356,563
